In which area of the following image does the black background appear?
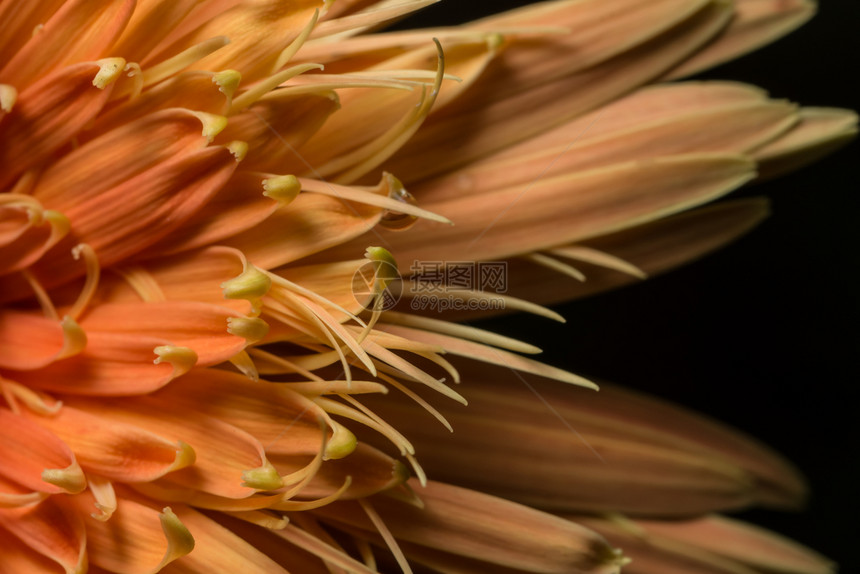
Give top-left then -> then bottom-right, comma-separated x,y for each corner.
396,1 -> 859,571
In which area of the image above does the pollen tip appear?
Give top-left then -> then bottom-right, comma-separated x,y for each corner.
58,316 -> 87,359
213,69 -> 241,99
242,460 -> 284,491
221,264 -> 272,301
92,57 -> 127,89
171,441 -> 196,471
226,316 -> 269,344
324,422 -> 357,460
0,84 -> 17,112
262,174 -> 301,204
226,140 -> 248,162
41,460 -> 87,494
153,345 -> 198,378
189,111 -> 229,142
157,507 -> 195,567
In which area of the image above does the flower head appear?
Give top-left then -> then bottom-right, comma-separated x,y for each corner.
0,0 -> 854,572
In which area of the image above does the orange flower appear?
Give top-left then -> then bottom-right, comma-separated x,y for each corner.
0,1 -> 853,572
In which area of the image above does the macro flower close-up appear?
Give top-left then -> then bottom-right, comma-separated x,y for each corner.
0,0 -> 856,573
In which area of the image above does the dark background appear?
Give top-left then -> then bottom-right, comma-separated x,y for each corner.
397,1 -> 859,571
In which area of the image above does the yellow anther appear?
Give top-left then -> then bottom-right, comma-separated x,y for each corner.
221,264 -> 271,301
242,460 -> 284,491
324,421 -> 357,460
92,58 -> 127,89
262,175 -> 301,204
0,84 -> 17,113
155,507 -> 195,570
42,460 -> 87,494
364,246 -> 399,291
213,70 -> 241,102
226,140 -> 247,162
58,316 -> 87,359
170,441 -> 196,472
153,346 -> 198,378
227,316 -> 269,344
188,111 -> 228,142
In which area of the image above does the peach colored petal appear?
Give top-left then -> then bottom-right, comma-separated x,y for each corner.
359,363 -> 805,516
21,404 -> 194,483
754,107 -> 859,180
0,526 -> 64,574
0,62 -> 117,191
487,199 -> 769,312
638,515 -> 835,574
75,491 -> 194,574
667,0 -> 817,79
79,301 -> 246,367
145,0 -> 321,82
218,91 -> 339,173
145,368 -> 330,457
109,0 -> 202,63
414,100 -> 797,203
0,407 -> 84,495
30,143 -> 239,290
67,393 -> 274,499
14,331 -> 187,396
271,443 -> 408,501
387,1 -> 733,181
315,479 -> 626,574
147,171 -> 286,256
0,0 -> 66,63
88,72 -> 235,135
0,495 -> 87,574
469,0 -> 715,96
227,193 -> 380,270
0,202 -> 69,277
332,154 -> 756,265
159,504 -> 292,574
0,0 -> 134,89
0,312 -> 85,370
575,514 -> 834,574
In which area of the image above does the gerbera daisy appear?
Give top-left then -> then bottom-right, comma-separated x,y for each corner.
0,0 -> 854,572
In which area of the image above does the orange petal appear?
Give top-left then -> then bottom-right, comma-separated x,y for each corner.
67,393 -> 274,499
0,0 -> 135,89
0,312 -> 85,371
0,200 -> 69,277
227,193 -> 380,270
31,109 -> 238,275
75,491 -> 195,574
0,61 -> 118,191
79,301 -> 246,367
21,404 -> 194,483
145,0 -> 321,82
0,495 -> 87,574
219,90 -> 339,173
0,407 -> 85,495
0,526 -> 65,573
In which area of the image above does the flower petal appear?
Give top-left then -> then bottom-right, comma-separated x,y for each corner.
21,404 -> 194,483
0,0 -> 134,89
667,0 -> 817,79
0,495 -> 87,574
0,407 -> 85,495
315,479 -> 627,574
